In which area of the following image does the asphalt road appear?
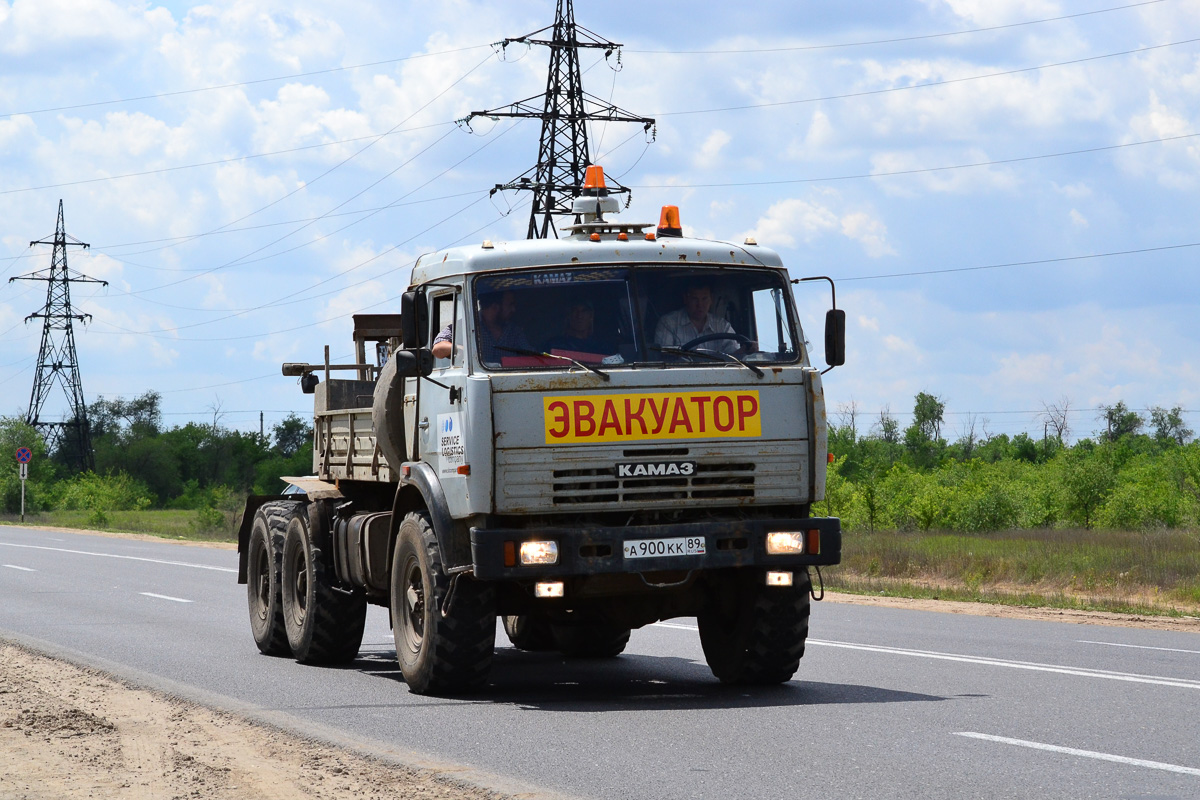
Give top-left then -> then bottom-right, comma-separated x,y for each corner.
1,524 -> 1198,799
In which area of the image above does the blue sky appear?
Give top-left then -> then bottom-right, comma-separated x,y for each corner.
1,0 -> 1197,443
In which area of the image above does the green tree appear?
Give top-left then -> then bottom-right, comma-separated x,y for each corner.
1149,406 -> 1193,446
1057,445 -> 1115,529
904,392 -> 946,470
1099,401 -> 1143,442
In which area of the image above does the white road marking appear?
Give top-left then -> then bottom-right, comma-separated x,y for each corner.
956,733 -> 1200,777
809,638 -> 1200,690
0,542 -> 235,573
649,624 -> 1200,690
1078,640 -> 1200,655
3,564 -> 36,572
140,592 -> 193,604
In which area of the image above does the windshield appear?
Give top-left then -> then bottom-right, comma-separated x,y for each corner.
471,266 -> 801,370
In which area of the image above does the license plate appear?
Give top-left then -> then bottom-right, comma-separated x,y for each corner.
623,536 -> 707,559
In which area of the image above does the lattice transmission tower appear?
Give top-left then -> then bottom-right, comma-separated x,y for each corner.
465,0 -> 655,239
9,200 -> 107,472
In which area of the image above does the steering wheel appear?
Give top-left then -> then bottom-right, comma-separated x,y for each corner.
679,332 -> 752,351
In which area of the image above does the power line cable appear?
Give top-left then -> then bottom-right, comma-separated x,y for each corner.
92,194 -> 531,345
632,131 -> 1200,189
94,124 -> 518,325
839,240 -> 1200,282
117,51 -> 496,294
1,44 -> 495,119
4,0 -> 1164,121
652,36 -> 1200,117
628,0 -> 1168,54
0,121 -> 452,197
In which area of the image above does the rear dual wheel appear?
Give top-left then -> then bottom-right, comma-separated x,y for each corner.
246,500 -> 304,657
281,504 -> 367,664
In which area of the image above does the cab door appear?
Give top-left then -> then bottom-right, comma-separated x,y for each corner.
417,285 -> 471,515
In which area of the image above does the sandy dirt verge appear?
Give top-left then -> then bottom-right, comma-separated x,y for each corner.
0,642 -> 504,800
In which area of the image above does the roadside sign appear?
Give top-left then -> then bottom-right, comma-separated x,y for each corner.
15,447 -> 32,464
19,463 -> 28,480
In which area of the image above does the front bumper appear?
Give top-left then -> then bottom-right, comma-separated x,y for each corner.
470,517 -> 841,581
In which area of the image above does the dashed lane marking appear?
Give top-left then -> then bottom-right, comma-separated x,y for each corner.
956,733 -> 1200,777
140,592 -> 193,603
2,564 -> 36,572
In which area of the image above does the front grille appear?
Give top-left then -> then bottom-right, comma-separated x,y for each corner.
494,442 -> 806,513
551,461 -> 755,505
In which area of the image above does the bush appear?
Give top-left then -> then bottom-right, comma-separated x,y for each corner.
56,472 -> 152,513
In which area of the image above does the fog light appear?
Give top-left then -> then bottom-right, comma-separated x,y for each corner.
766,532 -> 805,555
766,571 -> 793,587
520,540 -> 559,565
535,581 -> 564,598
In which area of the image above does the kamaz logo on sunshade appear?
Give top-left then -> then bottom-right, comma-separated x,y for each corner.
616,461 -> 696,478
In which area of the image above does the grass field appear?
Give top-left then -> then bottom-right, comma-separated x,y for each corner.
0,509 -> 240,544
828,527 -> 1200,616
5,512 -> 1198,617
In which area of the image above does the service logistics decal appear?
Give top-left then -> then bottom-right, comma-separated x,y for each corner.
543,391 -> 761,444
437,413 -> 465,476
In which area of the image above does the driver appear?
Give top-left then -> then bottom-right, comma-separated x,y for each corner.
654,282 -> 756,356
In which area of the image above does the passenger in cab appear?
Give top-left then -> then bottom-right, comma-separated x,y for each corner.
544,299 -> 614,358
654,282 -> 756,356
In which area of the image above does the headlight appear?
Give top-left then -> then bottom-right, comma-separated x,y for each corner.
766,531 -> 806,555
519,540 -> 559,565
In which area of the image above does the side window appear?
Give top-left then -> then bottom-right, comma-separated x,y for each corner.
431,293 -> 459,368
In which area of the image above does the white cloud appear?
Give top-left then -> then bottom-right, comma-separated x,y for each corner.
1069,209 -> 1088,227
925,0 -> 1061,27
745,197 -> 838,248
841,212 -> 896,258
1119,91 -> 1200,189
694,130 -> 731,169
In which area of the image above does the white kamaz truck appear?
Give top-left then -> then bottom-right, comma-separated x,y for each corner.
237,168 -> 845,695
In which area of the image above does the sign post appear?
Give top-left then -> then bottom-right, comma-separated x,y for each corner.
15,448 -> 32,523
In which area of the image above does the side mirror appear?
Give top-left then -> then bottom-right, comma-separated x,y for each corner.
400,291 -> 428,348
824,309 -> 846,367
390,348 -> 434,378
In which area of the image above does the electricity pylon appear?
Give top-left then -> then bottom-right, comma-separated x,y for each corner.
465,0 -> 654,238
9,200 -> 107,472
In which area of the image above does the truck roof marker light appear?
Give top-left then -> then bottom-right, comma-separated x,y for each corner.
582,165 -> 608,196
617,232 -> 628,241
744,237 -> 758,246
645,231 -> 656,241
482,240 -> 494,249
590,232 -> 601,242
657,205 -> 682,238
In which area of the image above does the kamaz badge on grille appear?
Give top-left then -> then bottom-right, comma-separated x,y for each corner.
615,461 -> 697,478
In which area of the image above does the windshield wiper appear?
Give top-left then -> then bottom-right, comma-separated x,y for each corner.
496,346 -> 609,380
650,346 -> 763,378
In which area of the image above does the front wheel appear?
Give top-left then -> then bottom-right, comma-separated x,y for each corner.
391,511 -> 496,695
698,569 -> 811,684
